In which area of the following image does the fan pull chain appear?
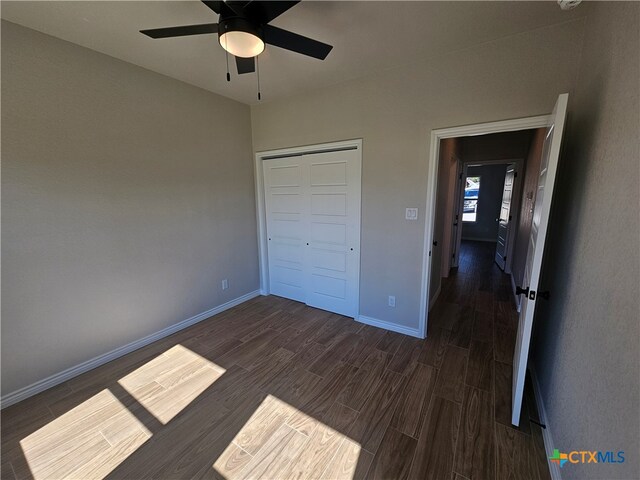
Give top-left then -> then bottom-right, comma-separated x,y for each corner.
256,55 -> 262,101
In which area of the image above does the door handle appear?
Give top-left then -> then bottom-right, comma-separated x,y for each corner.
515,286 -> 529,296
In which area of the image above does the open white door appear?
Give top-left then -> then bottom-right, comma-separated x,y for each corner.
512,93 -> 568,425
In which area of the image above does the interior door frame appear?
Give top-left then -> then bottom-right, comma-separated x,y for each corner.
420,115 -> 548,338
452,158 -> 524,272
254,139 -> 363,318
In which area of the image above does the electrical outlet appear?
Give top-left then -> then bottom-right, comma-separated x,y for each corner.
388,295 -> 396,307
222,279 -> 229,290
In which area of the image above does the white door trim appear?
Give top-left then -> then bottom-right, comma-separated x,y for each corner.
420,115 -> 548,338
254,139 -> 363,318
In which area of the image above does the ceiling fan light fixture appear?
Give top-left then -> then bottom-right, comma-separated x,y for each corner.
219,18 -> 264,58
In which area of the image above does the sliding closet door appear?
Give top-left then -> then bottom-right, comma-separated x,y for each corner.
306,150 -> 361,317
262,147 -> 361,318
263,157 -> 309,303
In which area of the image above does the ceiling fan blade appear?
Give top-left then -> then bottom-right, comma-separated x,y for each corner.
140,23 -> 218,39
244,1 -> 300,24
236,56 -> 256,74
264,25 -> 332,60
201,1 -> 222,14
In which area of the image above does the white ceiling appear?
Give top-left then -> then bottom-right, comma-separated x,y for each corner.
1,1 -> 584,105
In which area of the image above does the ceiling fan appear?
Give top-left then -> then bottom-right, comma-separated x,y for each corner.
140,1 -> 333,78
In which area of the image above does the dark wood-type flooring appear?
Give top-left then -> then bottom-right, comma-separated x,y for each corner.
1,241 -> 550,479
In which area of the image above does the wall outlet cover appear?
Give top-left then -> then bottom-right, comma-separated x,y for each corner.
405,208 -> 418,220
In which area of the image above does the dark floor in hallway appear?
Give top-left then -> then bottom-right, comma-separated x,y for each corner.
1,240 -> 550,480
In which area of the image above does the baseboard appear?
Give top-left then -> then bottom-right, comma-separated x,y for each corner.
429,283 -> 441,312
529,365 -> 562,480
510,272 -> 522,313
0,289 -> 261,409
357,315 -> 422,338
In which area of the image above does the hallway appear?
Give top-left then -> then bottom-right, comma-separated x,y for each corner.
428,239 -> 549,479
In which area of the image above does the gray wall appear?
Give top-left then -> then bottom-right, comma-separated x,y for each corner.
461,164 -> 507,242
251,19 -> 585,330
531,2 -> 639,479
430,137 -> 460,303
1,22 -> 259,396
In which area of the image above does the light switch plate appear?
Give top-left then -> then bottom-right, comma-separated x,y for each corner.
405,208 -> 418,220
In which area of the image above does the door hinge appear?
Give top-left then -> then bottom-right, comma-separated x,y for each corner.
503,255 -> 507,261
459,173 -> 463,179
514,171 -> 518,178
508,215 -> 512,221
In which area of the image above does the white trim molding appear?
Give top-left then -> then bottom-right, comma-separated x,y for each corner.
420,114 -> 549,341
357,315 -> 422,339
529,365 -> 562,480
1,290 -> 261,409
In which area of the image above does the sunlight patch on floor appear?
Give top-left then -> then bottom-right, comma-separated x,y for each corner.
212,394 -> 364,480
118,344 -> 226,424
20,389 -> 150,479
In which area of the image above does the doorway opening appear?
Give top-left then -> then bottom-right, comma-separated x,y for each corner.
420,94 -> 568,433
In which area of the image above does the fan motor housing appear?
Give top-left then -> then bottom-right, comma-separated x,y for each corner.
218,17 -> 263,41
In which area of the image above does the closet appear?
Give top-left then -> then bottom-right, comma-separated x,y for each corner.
262,146 -> 361,317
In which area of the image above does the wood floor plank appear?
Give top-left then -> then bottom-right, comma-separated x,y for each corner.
287,362 -> 357,436
322,401 -> 360,433
345,325 -> 387,367
336,349 -> 389,411
471,310 -> 493,344
375,331 -> 405,355
475,290 -> 494,314
366,427 -> 417,480
391,363 -> 437,438
237,424 -> 308,480
453,386 -> 495,479
494,322 -> 516,365
321,439 -> 374,480
434,344 -> 468,403
232,395 -> 296,455
66,430 -> 149,480
465,339 -> 493,392
409,395 -> 461,480
427,302 -> 461,331
448,305 -> 474,349
308,332 -> 361,376
348,369 -> 407,454
417,327 -> 450,368
211,442 -> 253,480
280,421 -> 347,480
387,336 -> 423,376
0,461 -> 16,480
495,423 -> 533,480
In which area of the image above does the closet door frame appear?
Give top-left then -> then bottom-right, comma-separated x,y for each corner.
255,139 -> 363,318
